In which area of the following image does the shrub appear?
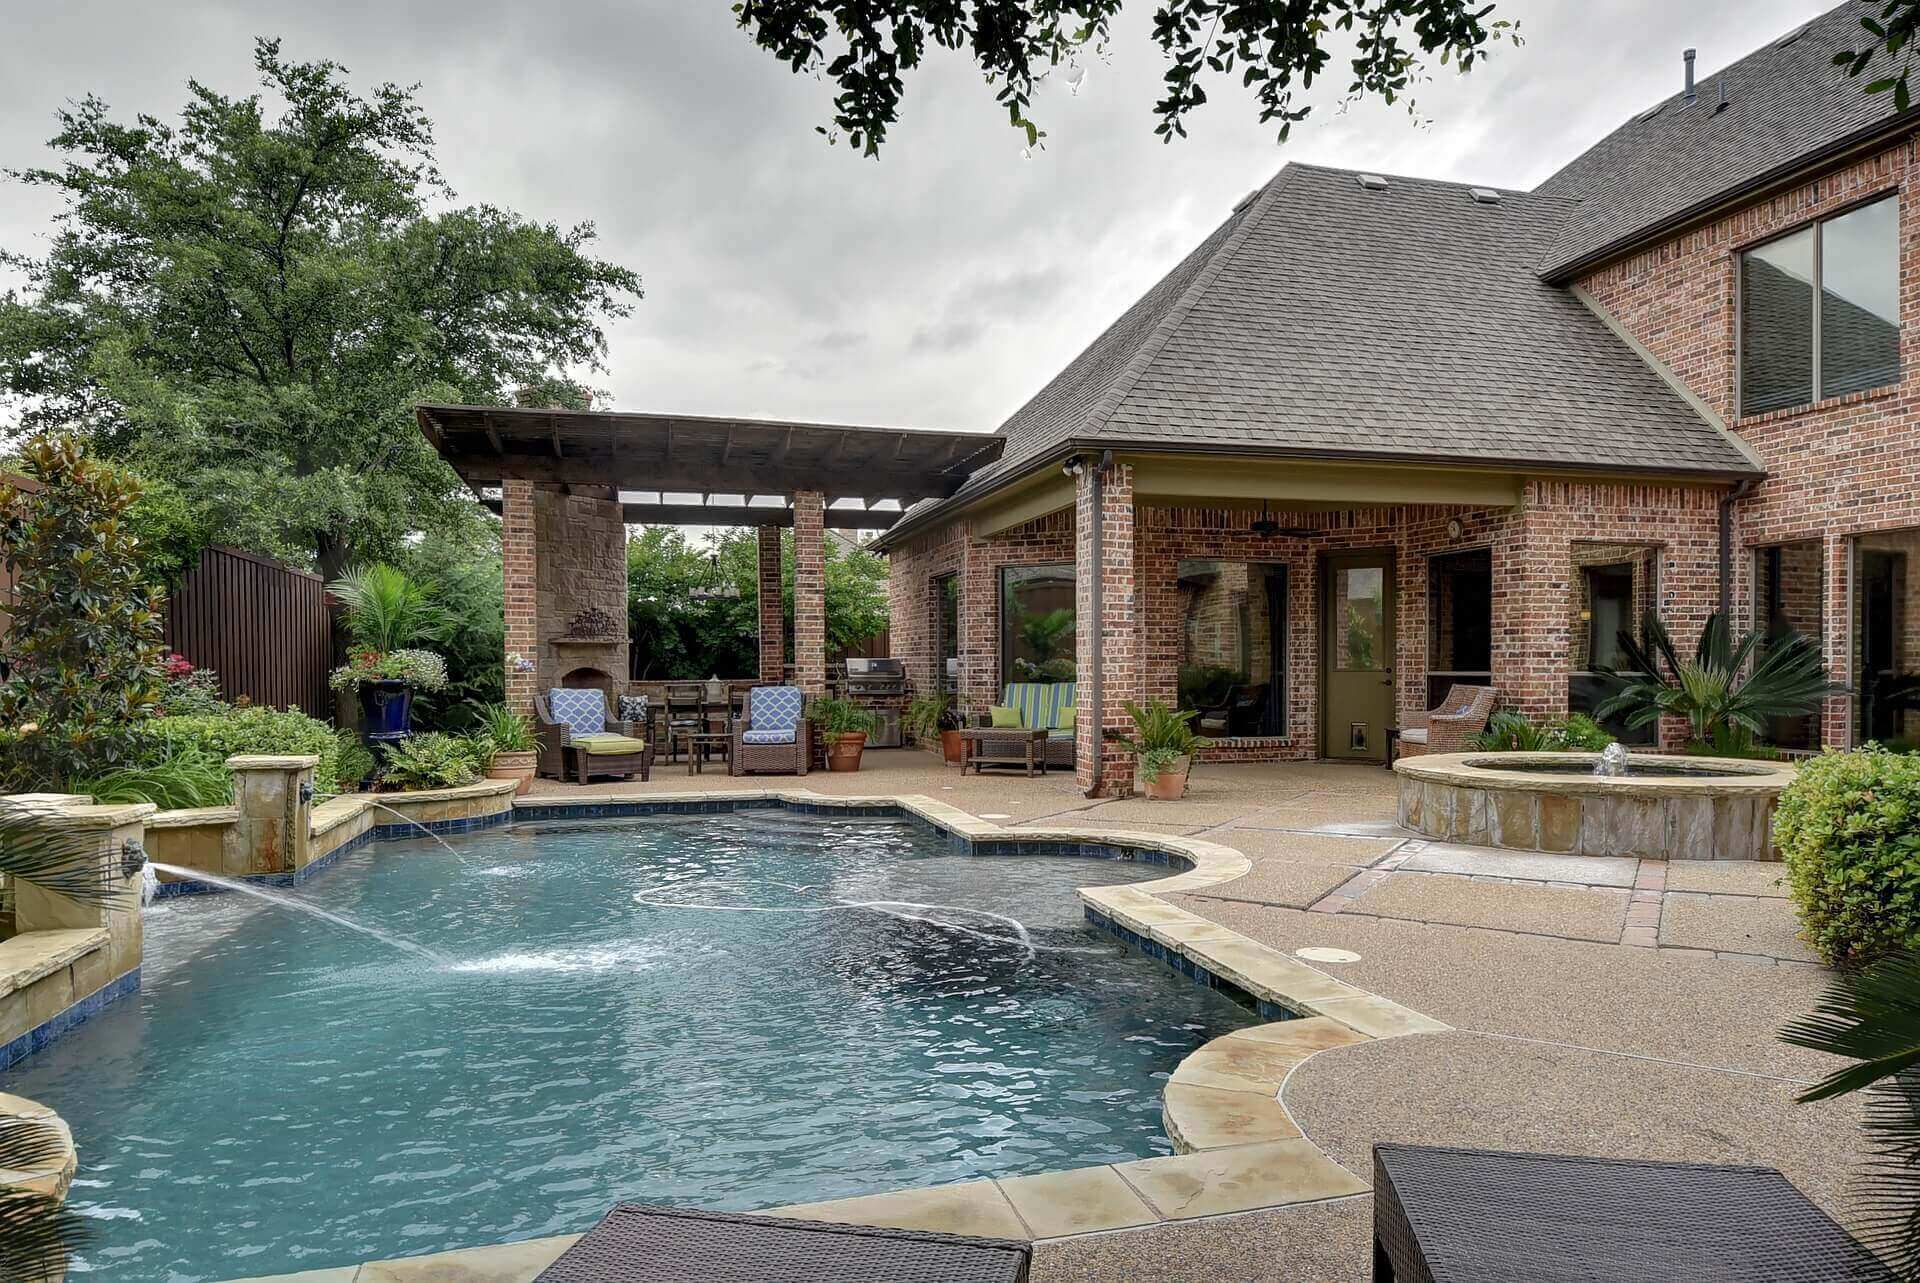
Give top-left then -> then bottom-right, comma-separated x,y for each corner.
158,654 -> 231,718
74,745 -> 231,809
902,694 -> 958,744
0,434 -> 167,785
1110,698 -> 1214,784
1472,711 -> 1617,753
475,704 -> 536,757
334,730 -> 376,791
377,732 -> 484,790
141,707 -> 344,796
328,647 -> 449,695
812,696 -> 879,741
1777,747 -> 1920,967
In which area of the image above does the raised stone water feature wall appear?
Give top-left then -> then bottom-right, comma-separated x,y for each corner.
1393,752 -> 1797,861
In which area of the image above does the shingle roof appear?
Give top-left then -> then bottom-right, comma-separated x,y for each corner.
1535,0 -> 1908,280
981,163 -> 1757,486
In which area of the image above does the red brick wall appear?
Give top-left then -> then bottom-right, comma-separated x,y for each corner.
1579,135 -> 1920,746
757,525 -> 784,682
793,492 -> 827,696
502,479 -> 537,715
1077,461 -> 1139,795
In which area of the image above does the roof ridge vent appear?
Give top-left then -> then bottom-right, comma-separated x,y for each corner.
1468,187 -> 1502,205
1356,173 -> 1389,191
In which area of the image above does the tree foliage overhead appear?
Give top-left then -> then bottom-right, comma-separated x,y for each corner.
0,39 -> 640,579
733,0 -> 1520,155
1839,0 -> 1920,113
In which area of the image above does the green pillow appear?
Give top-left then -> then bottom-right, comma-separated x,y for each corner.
989,705 -> 1022,728
1053,704 -> 1077,731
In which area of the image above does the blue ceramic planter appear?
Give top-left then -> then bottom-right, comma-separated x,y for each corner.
359,679 -> 414,737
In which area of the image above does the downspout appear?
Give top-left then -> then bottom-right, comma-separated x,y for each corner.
1718,478 -> 1755,618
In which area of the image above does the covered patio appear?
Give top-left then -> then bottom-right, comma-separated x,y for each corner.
419,403 -> 1001,737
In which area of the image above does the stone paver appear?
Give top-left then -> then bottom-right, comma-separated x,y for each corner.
355,1235 -> 578,1283
1205,829 -> 1400,866
1030,1196 -> 1371,1283
997,1166 -> 1159,1237
1660,890 -> 1820,962
1350,871 -> 1630,942
1187,861 -> 1359,909
1114,1139 -> 1368,1220
1397,843 -> 1638,887
1162,1082 -> 1301,1150
770,1177 -> 1029,1239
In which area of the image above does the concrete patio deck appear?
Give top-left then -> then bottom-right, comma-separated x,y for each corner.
234,751 -> 1864,1283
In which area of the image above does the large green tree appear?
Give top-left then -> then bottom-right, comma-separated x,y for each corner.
0,40 -> 640,580
735,0 -> 1520,155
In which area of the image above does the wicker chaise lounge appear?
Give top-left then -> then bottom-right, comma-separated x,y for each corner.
730,685 -> 810,776
534,688 -> 654,784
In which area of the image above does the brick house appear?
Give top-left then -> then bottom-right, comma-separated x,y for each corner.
873,0 -> 1918,796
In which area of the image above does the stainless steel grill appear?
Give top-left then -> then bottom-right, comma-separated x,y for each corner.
842,658 -> 906,748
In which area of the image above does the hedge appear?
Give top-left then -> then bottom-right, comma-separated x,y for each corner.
1777,747 -> 1920,966
141,707 -> 344,798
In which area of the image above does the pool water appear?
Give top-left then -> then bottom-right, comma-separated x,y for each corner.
3,811 -> 1253,1281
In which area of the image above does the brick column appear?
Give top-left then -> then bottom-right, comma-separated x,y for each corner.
793,492 -> 827,696
1824,532 -> 1854,749
757,525 -> 786,682
501,479 -> 538,715
1075,461 -> 1140,797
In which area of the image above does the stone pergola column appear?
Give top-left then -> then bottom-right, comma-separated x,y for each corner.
794,491 -> 827,696
757,524 -> 785,682
1075,460 -> 1140,797
501,479 -> 538,715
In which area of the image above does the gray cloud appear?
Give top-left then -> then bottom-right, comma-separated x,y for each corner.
1,0 -> 1836,437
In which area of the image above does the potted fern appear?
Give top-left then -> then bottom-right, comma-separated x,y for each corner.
477,703 -> 539,795
904,693 -> 963,765
815,697 -> 879,772
1110,698 -> 1213,800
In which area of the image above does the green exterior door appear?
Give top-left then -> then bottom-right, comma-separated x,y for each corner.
1322,552 -> 1395,762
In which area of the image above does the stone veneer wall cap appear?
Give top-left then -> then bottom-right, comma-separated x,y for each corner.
1394,750 -> 1795,798
146,805 -> 242,829
0,928 -> 111,1000
0,1091 -> 78,1201
225,753 -> 322,771
0,800 -> 157,829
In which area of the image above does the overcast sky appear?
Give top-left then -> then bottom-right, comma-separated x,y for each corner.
1,0 -> 1836,437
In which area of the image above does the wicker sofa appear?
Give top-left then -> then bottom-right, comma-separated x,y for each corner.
977,681 -> 1076,769
534,688 -> 654,784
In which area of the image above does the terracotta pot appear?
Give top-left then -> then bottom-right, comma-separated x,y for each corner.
939,728 -> 964,766
486,750 -> 537,796
826,731 -> 868,772
1140,755 -> 1191,801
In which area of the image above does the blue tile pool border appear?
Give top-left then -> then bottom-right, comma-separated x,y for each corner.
0,966 -> 141,1071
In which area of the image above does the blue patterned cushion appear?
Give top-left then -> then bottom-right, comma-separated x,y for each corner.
741,727 -> 797,745
748,685 -> 804,734
617,694 -> 650,722
548,688 -> 606,739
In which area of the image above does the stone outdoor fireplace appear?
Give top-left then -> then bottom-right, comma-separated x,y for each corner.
530,485 -> 630,699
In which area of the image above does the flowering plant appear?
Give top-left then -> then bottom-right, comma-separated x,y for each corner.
328,647 -> 449,694
158,653 -> 230,717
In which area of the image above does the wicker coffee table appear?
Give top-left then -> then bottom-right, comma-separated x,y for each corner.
534,1203 -> 1030,1282
958,727 -> 1050,777
1372,1144 -> 1890,1281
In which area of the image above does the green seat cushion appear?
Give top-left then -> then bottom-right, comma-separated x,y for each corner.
573,733 -> 648,755
988,705 -> 1022,728
1053,703 -> 1077,731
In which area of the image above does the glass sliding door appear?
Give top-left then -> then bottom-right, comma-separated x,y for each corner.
1426,549 -> 1492,709
1753,542 -> 1824,750
1855,530 -> 1920,749
1176,560 -> 1287,737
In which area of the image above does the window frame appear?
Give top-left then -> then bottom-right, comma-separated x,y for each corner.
1737,191 -> 1900,418
997,562 -> 1078,687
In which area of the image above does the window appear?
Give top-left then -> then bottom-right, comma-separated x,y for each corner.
1753,542 -> 1824,749
1569,543 -> 1660,744
1855,529 -> 1920,748
934,573 -> 959,697
1176,560 -> 1287,736
1741,195 -> 1899,416
1426,549 -> 1492,708
1000,565 -> 1076,684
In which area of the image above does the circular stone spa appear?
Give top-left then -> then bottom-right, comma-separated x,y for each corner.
1392,751 -> 1797,861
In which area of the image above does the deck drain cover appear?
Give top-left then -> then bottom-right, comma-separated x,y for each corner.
1295,947 -> 1362,964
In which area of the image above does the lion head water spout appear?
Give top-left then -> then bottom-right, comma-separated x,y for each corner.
1594,742 -> 1631,777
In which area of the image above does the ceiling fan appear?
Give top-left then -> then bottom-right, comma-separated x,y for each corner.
1249,501 -> 1319,538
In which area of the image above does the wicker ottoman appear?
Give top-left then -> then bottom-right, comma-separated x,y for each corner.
1372,1144 -> 1890,1282
534,1204 -> 1030,1283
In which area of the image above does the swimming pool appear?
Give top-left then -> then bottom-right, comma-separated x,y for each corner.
3,808 -> 1253,1280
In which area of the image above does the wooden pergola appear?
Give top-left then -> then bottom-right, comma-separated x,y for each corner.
418,404 -> 1001,708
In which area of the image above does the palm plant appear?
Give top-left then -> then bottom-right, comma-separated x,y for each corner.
1781,951 -> 1920,1275
1594,610 -> 1845,754
326,563 -> 449,653
1109,698 -> 1214,784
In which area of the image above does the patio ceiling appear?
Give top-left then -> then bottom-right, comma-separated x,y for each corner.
418,404 -> 1003,506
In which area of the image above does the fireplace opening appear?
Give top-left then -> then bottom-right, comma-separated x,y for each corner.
559,666 -> 614,702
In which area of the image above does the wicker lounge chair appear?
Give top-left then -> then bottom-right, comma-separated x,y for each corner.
730,685 -> 810,776
534,688 -> 654,784
1372,1144 -> 1890,1282
534,1204 -> 1030,1282
1395,684 -> 1496,760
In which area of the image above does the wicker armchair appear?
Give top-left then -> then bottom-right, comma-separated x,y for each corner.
730,685 -> 811,776
1396,684 -> 1497,759
534,688 -> 654,784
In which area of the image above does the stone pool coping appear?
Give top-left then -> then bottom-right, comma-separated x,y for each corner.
216,786 -> 1446,1282
1394,751 -> 1795,798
